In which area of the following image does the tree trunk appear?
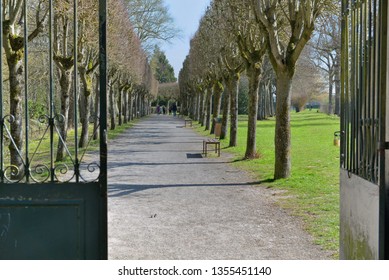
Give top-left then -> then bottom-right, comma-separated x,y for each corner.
205,88 -> 212,131
118,86 -> 123,126
245,66 -> 261,159
128,91 -> 133,121
78,70 -> 92,148
220,89 -> 230,140
199,92 -> 205,126
68,82 -> 75,129
134,92 -> 139,118
274,70 -> 293,179
328,72 -> 334,115
194,93 -> 199,121
229,76 -> 239,147
7,56 -> 24,177
334,63 -> 340,116
109,83 -> 116,130
93,75 -> 100,140
211,82 -> 223,134
123,87 -> 128,124
257,82 -> 265,120
56,68 -> 72,161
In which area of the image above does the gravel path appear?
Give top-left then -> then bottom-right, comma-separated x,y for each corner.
108,115 -> 331,259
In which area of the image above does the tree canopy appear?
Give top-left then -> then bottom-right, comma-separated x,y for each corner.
150,46 -> 177,83
125,0 -> 182,54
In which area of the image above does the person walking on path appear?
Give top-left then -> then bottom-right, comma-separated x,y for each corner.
108,115 -> 332,259
172,102 -> 177,117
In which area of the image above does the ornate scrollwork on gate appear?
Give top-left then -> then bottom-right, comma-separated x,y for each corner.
0,0 -> 107,186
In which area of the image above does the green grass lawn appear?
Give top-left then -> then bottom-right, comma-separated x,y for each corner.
196,110 -> 340,258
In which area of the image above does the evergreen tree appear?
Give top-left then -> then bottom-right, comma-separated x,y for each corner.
151,46 -> 177,83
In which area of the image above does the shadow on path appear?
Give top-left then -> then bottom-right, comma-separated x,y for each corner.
108,181 -> 262,197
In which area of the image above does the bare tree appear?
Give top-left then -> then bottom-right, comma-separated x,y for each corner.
310,9 -> 341,115
291,51 -> 326,112
125,0 -> 181,54
53,4 -> 75,161
2,0 -> 48,176
213,0 -> 245,145
251,0 -> 333,179
225,0 -> 267,159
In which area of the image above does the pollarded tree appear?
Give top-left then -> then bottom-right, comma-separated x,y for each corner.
251,0 -> 334,179
224,0 -> 267,159
53,2 -> 75,161
192,7 -> 225,134
77,0 -> 99,148
291,51 -> 326,112
187,30 -> 212,127
309,8 -> 341,115
2,0 -> 48,176
205,0 -> 244,142
178,57 -> 192,117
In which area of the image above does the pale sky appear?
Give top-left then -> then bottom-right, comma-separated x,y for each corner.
160,0 -> 211,79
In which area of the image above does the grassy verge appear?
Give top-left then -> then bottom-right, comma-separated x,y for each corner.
194,110 -> 340,258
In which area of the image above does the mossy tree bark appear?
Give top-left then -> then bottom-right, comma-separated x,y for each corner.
93,73 -> 100,140
6,48 -> 24,176
273,70 -> 293,179
251,0 -> 322,179
226,75 -> 239,147
2,5 -> 47,177
220,88 -> 230,140
55,63 -> 73,161
204,87 -> 213,131
245,64 -> 261,159
210,81 -> 223,135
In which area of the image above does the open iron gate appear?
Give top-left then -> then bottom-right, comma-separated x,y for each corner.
0,0 -> 108,259
340,0 -> 388,259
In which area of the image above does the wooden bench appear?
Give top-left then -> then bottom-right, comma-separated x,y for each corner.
203,138 -> 221,157
184,119 -> 193,127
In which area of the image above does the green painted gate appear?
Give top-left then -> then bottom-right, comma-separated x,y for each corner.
340,0 -> 389,259
0,0 -> 108,259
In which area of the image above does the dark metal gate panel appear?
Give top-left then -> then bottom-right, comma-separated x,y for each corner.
340,0 -> 388,259
0,0 -> 107,259
0,183 -> 104,259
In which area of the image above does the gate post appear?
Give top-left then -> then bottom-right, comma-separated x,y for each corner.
379,0 -> 389,260
99,0 -> 108,259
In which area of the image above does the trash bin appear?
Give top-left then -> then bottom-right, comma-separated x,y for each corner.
214,118 -> 222,138
334,131 -> 341,146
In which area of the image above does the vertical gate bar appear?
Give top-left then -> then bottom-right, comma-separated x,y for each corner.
362,1 -> 367,178
340,0 -> 345,169
49,0 -> 55,182
24,0 -> 30,182
367,0 -> 372,180
379,0 -> 388,260
351,3 -> 356,173
369,0 -> 375,182
0,0 -> 3,183
374,0 -> 380,180
357,2 -> 363,177
74,0 -> 79,183
99,0 -> 108,259
343,0 -> 350,172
